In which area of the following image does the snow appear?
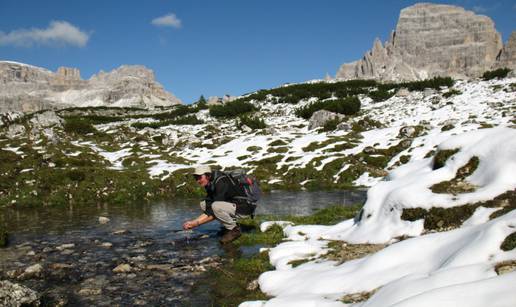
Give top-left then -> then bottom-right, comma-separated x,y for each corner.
240,126 -> 516,307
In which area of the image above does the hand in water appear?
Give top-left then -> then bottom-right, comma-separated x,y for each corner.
182,220 -> 197,230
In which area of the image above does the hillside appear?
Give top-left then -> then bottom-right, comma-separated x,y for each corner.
0,72 -> 514,207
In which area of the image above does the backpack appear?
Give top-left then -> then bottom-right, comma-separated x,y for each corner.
225,169 -> 262,204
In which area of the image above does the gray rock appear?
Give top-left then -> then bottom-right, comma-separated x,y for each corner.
399,126 -> 417,138
308,110 -> 346,130
6,124 -> 26,139
18,263 -> 43,279
29,111 -> 63,128
0,280 -> 40,306
113,264 -> 132,273
336,3 -> 512,81
495,31 -> 516,70
98,216 -> 110,224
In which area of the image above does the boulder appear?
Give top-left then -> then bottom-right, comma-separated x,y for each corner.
29,111 -> 63,128
0,280 -> 40,306
308,110 -> 346,130
6,124 -> 26,139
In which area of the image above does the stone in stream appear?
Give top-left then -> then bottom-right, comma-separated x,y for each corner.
0,280 -> 40,306
98,216 -> 110,224
18,263 -> 43,280
113,263 -> 132,273
56,243 -> 75,251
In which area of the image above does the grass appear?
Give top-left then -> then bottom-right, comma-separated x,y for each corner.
201,204 -> 362,306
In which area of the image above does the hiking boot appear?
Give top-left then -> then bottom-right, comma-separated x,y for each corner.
219,227 -> 241,244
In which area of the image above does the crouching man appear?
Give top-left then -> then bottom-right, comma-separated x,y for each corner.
182,165 -> 255,244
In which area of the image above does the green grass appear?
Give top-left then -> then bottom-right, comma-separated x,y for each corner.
200,203 -> 362,306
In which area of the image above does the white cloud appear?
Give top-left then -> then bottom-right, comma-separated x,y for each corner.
0,21 -> 90,47
151,13 -> 182,28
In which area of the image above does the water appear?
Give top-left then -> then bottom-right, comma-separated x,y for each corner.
0,190 -> 365,306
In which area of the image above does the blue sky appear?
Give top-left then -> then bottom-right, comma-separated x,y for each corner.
0,0 -> 514,103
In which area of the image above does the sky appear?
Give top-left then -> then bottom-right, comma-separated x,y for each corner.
0,0 -> 515,104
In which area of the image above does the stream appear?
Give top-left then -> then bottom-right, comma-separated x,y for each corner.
0,190 -> 366,306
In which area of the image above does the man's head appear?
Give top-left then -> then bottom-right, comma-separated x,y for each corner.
193,165 -> 211,187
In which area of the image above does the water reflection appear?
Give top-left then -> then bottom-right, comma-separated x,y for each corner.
0,190 -> 366,306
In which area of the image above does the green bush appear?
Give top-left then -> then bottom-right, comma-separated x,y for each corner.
295,96 -> 361,119
322,118 -> 342,132
63,118 -> 96,134
237,115 -> 266,130
482,68 -> 511,81
368,89 -> 394,102
209,99 -> 257,118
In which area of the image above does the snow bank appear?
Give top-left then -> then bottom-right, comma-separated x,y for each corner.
241,127 -> 516,307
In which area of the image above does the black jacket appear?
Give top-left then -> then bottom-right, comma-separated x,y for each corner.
203,171 -> 254,215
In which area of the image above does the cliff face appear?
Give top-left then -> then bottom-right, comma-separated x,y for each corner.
336,3 -> 513,81
0,62 -> 182,113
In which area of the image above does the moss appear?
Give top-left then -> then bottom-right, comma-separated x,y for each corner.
432,149 -> 459,170
441,124 -> 455,131
442,89 -> 461,98
501,232 -> 516,251
267,146 -> 289,153
430,156 -> 479,194
246,146 -> 262,152
325,241 -> 385,264
287,257 -> 315,268
399,155 -> 411,164
269,140 -> 287,147
401,206 -> 479,230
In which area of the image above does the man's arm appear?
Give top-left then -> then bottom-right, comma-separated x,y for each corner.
183,213 -> 215,230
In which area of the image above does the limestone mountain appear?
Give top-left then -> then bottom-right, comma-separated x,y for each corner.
336,3 -> 515,81
0,61 -> 182,113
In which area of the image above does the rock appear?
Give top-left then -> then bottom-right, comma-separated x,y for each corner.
113,264 -> 132,273
336,3 -> 510,81
308,110 -> 346,130
78,288 -> 102,296
56,243 -> 75,251
6,124 -> 26,139
495,32 -> 516,70
399,126 -> 417,138
19,263 -> 43,279
0,280 -> 40,306
336,122 -> 352,131
396,88 -> 410,97
246,279 -> 260,291
98,216 -> 110,224
28,111 -> 63,128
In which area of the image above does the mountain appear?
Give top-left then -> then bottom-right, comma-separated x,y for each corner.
336,3 -> 516,81
0,61 -> 182,113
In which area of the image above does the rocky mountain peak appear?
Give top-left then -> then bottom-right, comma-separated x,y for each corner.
336,3 -> 512,81
0,61 -> 182,113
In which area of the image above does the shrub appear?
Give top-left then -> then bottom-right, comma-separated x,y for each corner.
482,68 -> 511,81
368,89 -> 394,102
442,89 -> 462,98
237,115 -> 266,130
209,99 -> 257,118
322,118 -> 342,132
63,118 -> 96,134
295,96 -> 361,119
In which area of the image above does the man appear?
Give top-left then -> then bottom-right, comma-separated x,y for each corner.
182,165 -> 255,244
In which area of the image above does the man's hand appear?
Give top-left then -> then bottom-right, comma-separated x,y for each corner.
182,220 -> 198,230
